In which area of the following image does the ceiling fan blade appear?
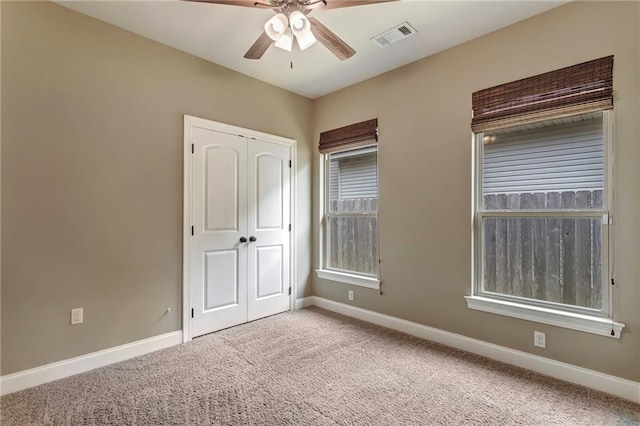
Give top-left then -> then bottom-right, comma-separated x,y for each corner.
181,0 -> 272,8
244,31 -> 273,59
321,0 -> 398,10
308,17 -> 355,61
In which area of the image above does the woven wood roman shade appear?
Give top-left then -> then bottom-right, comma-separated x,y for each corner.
318,118 -> 378,154
471,56 -> 614,133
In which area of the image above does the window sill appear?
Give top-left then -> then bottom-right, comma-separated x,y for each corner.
465,296 -> 625,338
316,269 -> 380,290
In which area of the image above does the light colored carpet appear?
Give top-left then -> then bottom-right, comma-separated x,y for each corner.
1,307 -> 639,425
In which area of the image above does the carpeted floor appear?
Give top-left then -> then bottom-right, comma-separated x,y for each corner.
1,307 -> 639,425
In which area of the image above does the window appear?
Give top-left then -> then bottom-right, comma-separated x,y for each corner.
316,119 -> 380,288
477,113 -> 607,307
326,147 -> 378,275
466,56 -> 625,337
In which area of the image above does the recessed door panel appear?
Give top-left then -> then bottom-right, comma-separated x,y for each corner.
256,245 -> 283,298
256,154 -> 283,230
204,250 -> 238,310
205,146 -> 239,231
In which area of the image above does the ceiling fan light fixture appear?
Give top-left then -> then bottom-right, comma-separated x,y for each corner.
264,13 -> 289,41
295,30 -> 316,50
289,11 -> 309,32
290,15 -> 304,30
274,27 -> 294,51
271,20 -> 284,33
289,11 -> 316,50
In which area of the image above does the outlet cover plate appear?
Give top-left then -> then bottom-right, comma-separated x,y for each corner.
534,331 -> 546,348
71,307 -> 83,325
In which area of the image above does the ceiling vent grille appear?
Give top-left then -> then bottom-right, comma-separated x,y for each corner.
371,22 -> 417,48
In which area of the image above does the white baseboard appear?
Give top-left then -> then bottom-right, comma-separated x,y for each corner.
295,297 -> 314,309
308,296 -> 640,404
4,301 -> 638,403
0,331 -> 183,396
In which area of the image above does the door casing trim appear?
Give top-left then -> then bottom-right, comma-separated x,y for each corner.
182,115 -> 297,342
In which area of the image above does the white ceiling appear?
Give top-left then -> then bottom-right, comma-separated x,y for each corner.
56,0 -> 566,99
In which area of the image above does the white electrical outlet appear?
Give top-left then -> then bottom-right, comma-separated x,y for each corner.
534,331 -> 546,348
348,290 -> 354,301
71,308 -> 83,325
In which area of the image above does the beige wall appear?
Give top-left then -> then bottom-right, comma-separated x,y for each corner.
1,1 -> 313,375
313,1 -> 640,381
2,0 -> 638,383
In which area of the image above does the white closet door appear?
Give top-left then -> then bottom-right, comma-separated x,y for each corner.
247,140 -> 291,321
190,128 -> 248,338
189,122 -> 292,338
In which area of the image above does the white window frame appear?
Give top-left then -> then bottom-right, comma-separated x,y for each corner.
316,146 -> 381,289
466,110 -> 625,338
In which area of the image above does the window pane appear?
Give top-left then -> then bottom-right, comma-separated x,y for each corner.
329,150 -> 377,213
482,113 -> 604,210
482,217 -> 602,310
327,216 -> 378,276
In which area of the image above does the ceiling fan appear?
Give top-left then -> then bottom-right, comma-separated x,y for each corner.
183,0 -> 398,60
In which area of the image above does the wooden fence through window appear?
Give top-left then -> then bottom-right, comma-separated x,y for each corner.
483,190 -> 603,309
326,190 -> 602,309
327,199 -> 378,275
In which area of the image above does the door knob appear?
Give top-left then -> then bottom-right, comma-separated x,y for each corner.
240,237 -> 247,243
249,236 -> 257,242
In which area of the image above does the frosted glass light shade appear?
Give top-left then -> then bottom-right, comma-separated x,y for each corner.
295,30 -> 316,50
264,14 -> 289,41
274,27 -> 294,51
290,11 -> 305,30
289,11 -> 316,50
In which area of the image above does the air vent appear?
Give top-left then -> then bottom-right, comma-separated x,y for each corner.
371,22 -> 417,48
